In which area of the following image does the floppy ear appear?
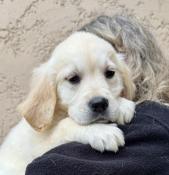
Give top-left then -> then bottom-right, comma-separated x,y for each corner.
18,68 -> 57,132
113,54 -> 136,100
120,66 -> 136,100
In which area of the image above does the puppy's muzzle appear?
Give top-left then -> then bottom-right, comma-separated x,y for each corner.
88,96 -> 109,114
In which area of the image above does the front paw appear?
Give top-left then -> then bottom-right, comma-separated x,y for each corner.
115,98 -> 135,125
85,124 -> 124,152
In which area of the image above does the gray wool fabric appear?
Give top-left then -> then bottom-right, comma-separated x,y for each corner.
26,101 -> 169,175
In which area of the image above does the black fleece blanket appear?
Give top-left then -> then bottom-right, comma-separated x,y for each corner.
26,101 -> 169,175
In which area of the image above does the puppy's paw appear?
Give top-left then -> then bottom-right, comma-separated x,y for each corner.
85,124 -> 125,152
115,98 -> 135,125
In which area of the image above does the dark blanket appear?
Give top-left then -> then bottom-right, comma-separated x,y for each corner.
26,101 -> 169,175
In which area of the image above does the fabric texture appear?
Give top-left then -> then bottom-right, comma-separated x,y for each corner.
26,101 -> 169,175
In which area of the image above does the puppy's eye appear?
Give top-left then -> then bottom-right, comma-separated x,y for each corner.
104,69 -> 115,79
67,75 -> 81,84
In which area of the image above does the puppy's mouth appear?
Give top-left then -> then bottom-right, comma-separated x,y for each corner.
90,112 -> 111,124
94,118 -> 110,124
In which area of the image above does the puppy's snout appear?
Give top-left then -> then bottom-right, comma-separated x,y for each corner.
88,96 -> 109,114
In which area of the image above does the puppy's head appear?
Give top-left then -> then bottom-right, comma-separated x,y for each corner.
18,32 -> 135,131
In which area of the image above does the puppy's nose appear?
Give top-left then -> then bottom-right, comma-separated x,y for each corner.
88,96 -> 109,113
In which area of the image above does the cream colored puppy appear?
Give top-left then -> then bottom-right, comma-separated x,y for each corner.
0,32 -> 135,175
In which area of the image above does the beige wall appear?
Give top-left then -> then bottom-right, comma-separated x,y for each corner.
0,0 -> 169,143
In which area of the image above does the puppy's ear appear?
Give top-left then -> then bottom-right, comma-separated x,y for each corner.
18,66 -> 57,132
120,66 -> 136,100
114,54 -> 135,100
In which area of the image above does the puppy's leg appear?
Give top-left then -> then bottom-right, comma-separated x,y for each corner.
0,117 -> 124,175
54,118 -> 125,152
111,97 -> 136,125
0,120 -> 35,175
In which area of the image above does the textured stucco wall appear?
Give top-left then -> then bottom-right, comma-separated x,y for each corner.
0,0 -> 169,144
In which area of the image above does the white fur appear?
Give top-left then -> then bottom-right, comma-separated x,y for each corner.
0,118 -> 125,175
0,32 -> 135,175
109,97 -> 136,124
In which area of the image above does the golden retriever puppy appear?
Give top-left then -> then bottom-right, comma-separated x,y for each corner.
0,31 -> 135,175
2,14 -> 169,175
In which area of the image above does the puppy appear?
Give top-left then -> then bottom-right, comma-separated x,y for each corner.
0,31 -> 135,175
1,14 -> 168,175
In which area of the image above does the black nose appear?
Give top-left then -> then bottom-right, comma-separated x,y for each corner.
88,96 -> 109,114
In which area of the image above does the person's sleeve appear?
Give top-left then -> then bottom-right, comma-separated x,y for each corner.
26,101 -> 169,175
